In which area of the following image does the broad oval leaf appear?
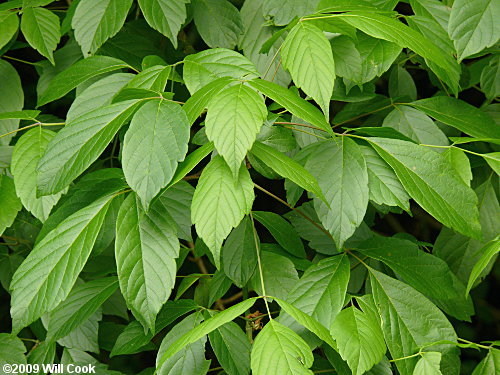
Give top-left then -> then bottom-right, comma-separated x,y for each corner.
205,83 -> 267,175
414,352 -> 443,375
0,175 -> 21,236
122,99 -> 190,209
20,7 -> 60,64
115,192 -> 180,332
0,12 -> 19,51
10,193 -> 115,334
0,333 -> 26,366
0,60 -> 23,146
191,156 -> 255,267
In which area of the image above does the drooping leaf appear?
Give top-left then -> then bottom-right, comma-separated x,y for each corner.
466,238 -> 500,296
305,138 -> 369,248
448,0 -> 500,61
20,7 -> 60,64
72,0 -> 133,55
46,277 -> 118,342
10,194 -> 115,334
115,192 -> 180,332
191,156 -> 255,267
330,306 -> 386,375
12,127 -> 65,221
208,322 -> 251,375
368,138 -> 481,239
281,22 -> 335,116
0,175 -> 21,236
251,319 -> 314,375
192,0 -> 244,49
122,99 -> 189,209
138,0 -> 189,48
37,99 -> 143,195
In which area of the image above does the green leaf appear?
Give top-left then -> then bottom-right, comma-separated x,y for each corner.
27,341 -> 56,368
0,61 -> 23,146
156,298 -> 258,370
330,35 -> 362,83
481,55 -> 500,99
360,145 -> 410,211
54,309 -> 101,353
483,152 -> 500,175
383,106 -> 449,148
368,138 -> 481,239
472,348 -> 500,375
192,155 -> 254,267
72,0 -> 133,55
0,175 -> 21,236
183,77 -> 233,124
370,268 -> 459,375
37,99 -> 142,195
448,0 -> 500,61
408,97 -> 500,139
0,11 -> 19,51
126,65 -> 172,92
192,0 -> 244,49
251,319 -> 314,375
122,99 -> 189,209
12,128 -> 65,221
330,306 -> 386,375
253,211 -> 305,258
442,147 -> 472,186
248,79 -> 334,136
138,0 -> 189,48
21,7 -> 60,64
0,110 -> 39,121
205,83 -> 266,175
46,277 -> 118,341
305,138 -> 369,248
250,251 -> 299,300
37,55 -> 132,106
0,333 -> 26,365
221,217 -> 258,288
413,352 -> 442,375
263,0 -> 320,26
410,0 -> 450,30
250,141 -> 326,203
10,193 -> 115,334
157,181 -> 194,242
389,66 -> 417,101
156,312 -> 211,375
337,12 -> 455,72
67,73 -> 133,122
279,254 -> 349,331
183,49 -> 259,94
115,192 -> 180,332
281,22 -> 335,116
208,322 -> 251,375
466,238 -> 500,296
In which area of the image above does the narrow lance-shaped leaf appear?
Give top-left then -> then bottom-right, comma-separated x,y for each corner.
10,193 -> 116,334
205,83 -> 267,176
466,238 -> 500,296
115,192 -> 180,332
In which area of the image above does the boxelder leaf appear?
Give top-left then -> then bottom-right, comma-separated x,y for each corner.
253,211 -> 305,258
122,99 -> 190,209
305,138 -> 369,249
250,141 -> 326,203
20,7 -> 60,65
248,79 -> 334,136
205,83 -> 267,176
330,306 -> 386,375
208,321 -> 251,375
480,55 -> 500,99
263,0 -> 320,26
72,0 -> 133,55
183,48 -> 259,94
413,352 -> 443,375
10,193 -> 115,334
368,138 -> 481,239
472,348 -> 500,375
47,277 -> 118,342
156,298 -> 258,370
138,0 -> 189,49
448,0 -> 500,61
27,341 -> 56,368
370,268 -> 459,375
251,319 -> 314,375
281,22 -> 335,117
37,99 -> 142,196
0,175 -> 22,236
115,192 -> 180,332
0,11 -> 19,51
407,97 -> 500,139
0,333 -> 26,365
221,217 -> 258,288
192,156 -> 254,267
0,110 -> 39,121
37,55 -> 133,107
12,128 -> 65,222
0,60 -> 23,146
466,238 -> 500,296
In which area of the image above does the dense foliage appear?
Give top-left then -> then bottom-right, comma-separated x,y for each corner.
0,0 -> 499,374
